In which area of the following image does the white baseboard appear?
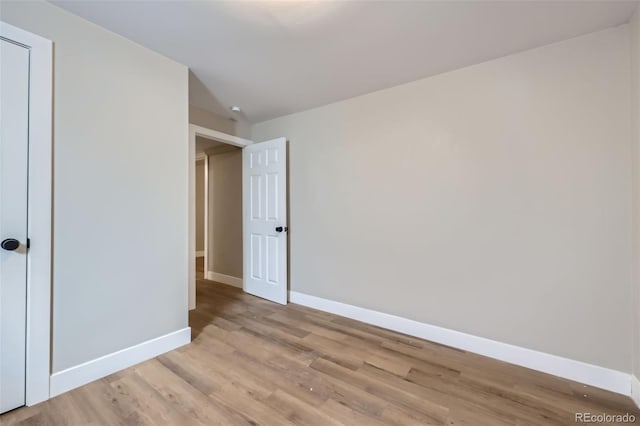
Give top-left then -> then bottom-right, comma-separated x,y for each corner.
195,251 -> 204,257
289,291 -> 632,397
50,327 -> 191,397
206,271 -> 243,288
632,375 -> 640,408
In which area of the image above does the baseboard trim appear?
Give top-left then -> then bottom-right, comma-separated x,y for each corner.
632,375 -> 640,408
50,327 -> 191,397
206,271 -> 243,288
289,291 -> 631,396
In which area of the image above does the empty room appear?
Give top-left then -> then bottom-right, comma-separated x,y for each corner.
1,0 -> 640,425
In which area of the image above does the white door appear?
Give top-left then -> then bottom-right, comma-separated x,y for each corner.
0,37 -> 30,413
243,138 -> 288,304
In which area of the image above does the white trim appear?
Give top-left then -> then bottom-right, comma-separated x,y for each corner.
632,375 -> 640,408
189,123 -> 252,310
194,152 -> 207,277
1,21 -> 53,407
206,271 -> 243,288
202,154 -> 208,278
191,124 -> 253,148
189,127 -> 196,309
50,327 -> 191,397
289,291 -> 632,396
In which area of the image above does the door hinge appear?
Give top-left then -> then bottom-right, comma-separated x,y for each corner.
27,238 -> 31,249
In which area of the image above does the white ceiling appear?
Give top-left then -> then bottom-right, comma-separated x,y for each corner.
52,0 -> 638,123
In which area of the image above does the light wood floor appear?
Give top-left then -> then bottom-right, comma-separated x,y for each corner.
196,256 -> 204,280
3,279 -> 639,425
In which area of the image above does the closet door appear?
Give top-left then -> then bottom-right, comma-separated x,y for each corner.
0,36 -> 30,413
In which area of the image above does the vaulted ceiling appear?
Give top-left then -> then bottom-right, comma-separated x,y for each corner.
52,1 -> 639,123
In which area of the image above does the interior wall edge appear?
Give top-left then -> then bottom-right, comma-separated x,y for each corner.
632,375 -> 640,408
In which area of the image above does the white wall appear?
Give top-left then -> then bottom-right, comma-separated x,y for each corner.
1,1 -> 189,372
630,6 -> 640,379
252,27 -> 633,372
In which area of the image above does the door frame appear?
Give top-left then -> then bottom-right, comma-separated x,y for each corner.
195,153 -> 208,271
0,22 -> 53,406
188,124 -> 253,309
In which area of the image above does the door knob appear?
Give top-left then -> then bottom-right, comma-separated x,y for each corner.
275,226 -> 288,233
1,238 -> 20,251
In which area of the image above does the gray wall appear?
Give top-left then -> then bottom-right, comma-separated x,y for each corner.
195,160 -> 205,252
1,1 -> 189,372
252,27 -> 633,372
631,6 -> 640,379
208,150 -> 243,278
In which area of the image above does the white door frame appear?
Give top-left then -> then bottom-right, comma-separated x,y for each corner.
188,124 -> 252,309
0,22 -> 53,406
195,153 -> 208,270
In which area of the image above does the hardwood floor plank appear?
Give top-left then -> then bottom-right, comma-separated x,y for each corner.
133,359 -> 253,425
208,381 -> 294,426
258,350 -> 389,419
107,373 -> 193,426
264,389 -> 342,426
310,357 -> 450,425
319,398 -> 389,426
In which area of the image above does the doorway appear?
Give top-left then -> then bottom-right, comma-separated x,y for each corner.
195,139 -> 244,287
188,125 -> 288,309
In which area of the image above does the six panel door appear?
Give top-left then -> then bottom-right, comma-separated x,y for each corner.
242,137 -> 287,305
